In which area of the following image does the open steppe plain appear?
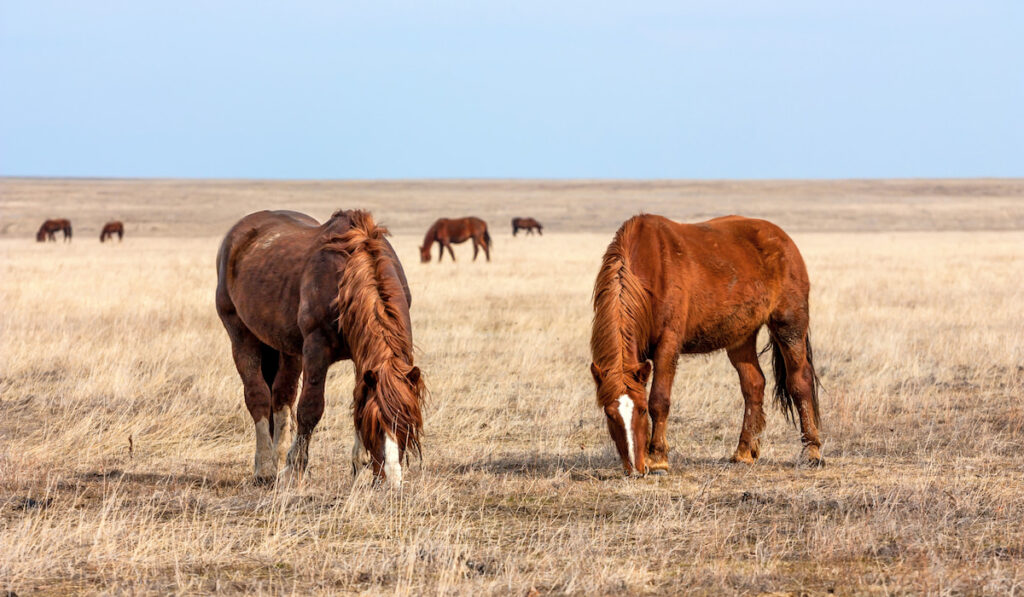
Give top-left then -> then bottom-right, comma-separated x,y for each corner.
2,179 -> 1023,595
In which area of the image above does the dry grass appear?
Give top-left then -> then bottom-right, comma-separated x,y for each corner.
1,180 -> 1023,595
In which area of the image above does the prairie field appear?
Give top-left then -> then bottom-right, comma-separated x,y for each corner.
1,179 -> 1023,595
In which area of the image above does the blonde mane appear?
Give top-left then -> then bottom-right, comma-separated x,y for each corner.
325,210 -> 424,456
590,217 -> 653,406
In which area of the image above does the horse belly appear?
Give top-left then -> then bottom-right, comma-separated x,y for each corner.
678,294 -> 773,354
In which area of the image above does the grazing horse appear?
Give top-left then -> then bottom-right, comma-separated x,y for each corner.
589,214 -> 822,476
511,217 -> 543,236
216,209 -> 424,488
99,221 -> 124,242
36,219 -> 72,242
419,217 -> 492,262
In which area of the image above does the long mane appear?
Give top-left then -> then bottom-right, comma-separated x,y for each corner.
590,217 -> 653,406
325,211 -> 424,457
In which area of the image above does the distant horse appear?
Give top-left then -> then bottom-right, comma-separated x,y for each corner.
100,221 -> 124,242
36,219 -> 72,242
419,217 -> 492,262
511,217 -> 543,236
589,214 -> 822,476
216,209 -> 425,488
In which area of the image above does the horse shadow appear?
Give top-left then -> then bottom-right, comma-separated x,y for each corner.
446,452 -> 730,481
74,469 -> 240,491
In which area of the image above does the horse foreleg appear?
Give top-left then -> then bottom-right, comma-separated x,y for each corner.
647,342 -> 679,474
472,239 -> 480,261
437,242 -> 445,262
285,337 -> 330,482
446,243 -> 456,262
727,334 -> 766,464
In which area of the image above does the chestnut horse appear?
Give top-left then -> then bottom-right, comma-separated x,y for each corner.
36,219 -> 72,242
511,217 -> 543,236
419,217 -> 492,262
216,209 -> 424,488
100,221 -> 124,242
589,214 -> 822,476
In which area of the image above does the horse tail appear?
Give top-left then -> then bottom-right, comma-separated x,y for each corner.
483,226 -> 492,248
769,332 -> 821,428
590,219 -> 653,405
67,222 -> 73,240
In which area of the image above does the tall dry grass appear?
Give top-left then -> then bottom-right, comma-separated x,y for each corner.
2,217 -> 1023,594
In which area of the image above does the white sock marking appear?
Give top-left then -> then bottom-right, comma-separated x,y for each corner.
272,406 -> 294,468
617,395 -> 636,472
384,434 -> 402,488
254,417 -> 275,478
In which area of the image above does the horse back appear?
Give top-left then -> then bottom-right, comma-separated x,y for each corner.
216,211 -> 326,355
623,214 -> 809,353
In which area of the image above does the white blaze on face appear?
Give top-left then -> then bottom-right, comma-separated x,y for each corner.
383,434 -> 403,489
617,395 -> 636,471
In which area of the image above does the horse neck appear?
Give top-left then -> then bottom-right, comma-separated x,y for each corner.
421,223 -> 439,247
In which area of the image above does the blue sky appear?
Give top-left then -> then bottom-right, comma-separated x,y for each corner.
1,1 -> 1021,178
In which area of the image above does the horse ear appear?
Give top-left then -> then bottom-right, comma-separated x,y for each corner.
590,362 -> 604,385
363,369 -> 378,390
633,361 -> 652,385
406,366 -> 421,386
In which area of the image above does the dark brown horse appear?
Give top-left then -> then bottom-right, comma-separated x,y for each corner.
590,214 -> 822,476
419,217 -> 492,262
216,209 -> 424,488
99,221 -> 124,242
36,219 -> 72,242
511,217 -> 543,236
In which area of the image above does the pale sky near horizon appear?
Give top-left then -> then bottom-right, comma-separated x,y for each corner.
1,1 -> 1021,179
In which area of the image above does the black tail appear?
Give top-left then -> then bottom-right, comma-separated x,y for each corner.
768,333 -> 821,428
483,228 -> 492,248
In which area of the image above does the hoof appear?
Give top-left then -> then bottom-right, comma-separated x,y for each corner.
277,466 -> 305,488
801,446 -> 825,467
646,460 -> 670,475
730,451 -> 756,465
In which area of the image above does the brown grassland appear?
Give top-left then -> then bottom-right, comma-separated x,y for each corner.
1,179 -> 1023,595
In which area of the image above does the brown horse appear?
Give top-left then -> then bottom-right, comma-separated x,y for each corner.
511,217 -> 543,236
216,209 -> 424,488
99,221 -> 124,242
36,219 -> 72,242
589,214 -> 822,476
419,217 -> 492,262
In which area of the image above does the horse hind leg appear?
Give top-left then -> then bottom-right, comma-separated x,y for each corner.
270,354 -> 301,473
472,239 -> 480,261
768,319 -> 824,466
225,326 -> 276,484
727,333 -> 767,464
